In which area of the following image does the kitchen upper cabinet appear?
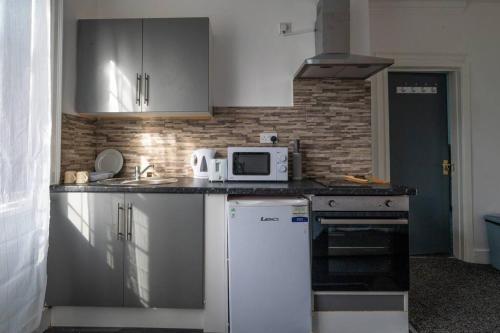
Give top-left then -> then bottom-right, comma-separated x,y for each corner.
76,19 -> 143,114
142,18 -> 210,113
46,192 -> 205,309
76,18 -> 212,116
46,192 -> 125,306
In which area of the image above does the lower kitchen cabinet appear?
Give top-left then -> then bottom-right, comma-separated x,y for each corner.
46,193 -> 124,306
123,193 -> 204,308
46,192 -> 204,309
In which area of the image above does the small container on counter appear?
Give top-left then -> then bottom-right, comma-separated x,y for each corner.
292,139 -> 302,181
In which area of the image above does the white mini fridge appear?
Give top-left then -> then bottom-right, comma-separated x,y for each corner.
227,197 -> 312,333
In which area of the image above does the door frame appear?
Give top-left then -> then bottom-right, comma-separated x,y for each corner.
51,0 -> 63,184
371,52 -> 474,262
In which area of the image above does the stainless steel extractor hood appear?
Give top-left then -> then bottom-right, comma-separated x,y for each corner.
295,0 -> 393,79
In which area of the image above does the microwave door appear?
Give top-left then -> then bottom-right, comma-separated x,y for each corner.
227,146 -> 288,181
232,152 -> 271,176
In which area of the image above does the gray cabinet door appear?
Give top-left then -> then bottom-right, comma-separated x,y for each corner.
76,19 -> 143,114
124,193 -> 204,308
142,18 -> 210,113
46,193 -> 125,306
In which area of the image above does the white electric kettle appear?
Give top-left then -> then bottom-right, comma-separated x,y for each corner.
191,148 -> 216,179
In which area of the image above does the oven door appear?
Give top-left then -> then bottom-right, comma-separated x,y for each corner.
311,213 -> 409,292
228,151 -> 274,180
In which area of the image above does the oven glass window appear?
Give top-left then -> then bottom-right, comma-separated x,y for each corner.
233,152 -> 271,175
311,220 -> 409,292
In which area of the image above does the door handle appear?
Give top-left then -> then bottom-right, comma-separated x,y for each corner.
126,203 -> 133,241
319,218 -> 408,225
136,73 -> 142,106
117,203 -> 124,240
144,73 -> 150,106
442,159 -> 452,176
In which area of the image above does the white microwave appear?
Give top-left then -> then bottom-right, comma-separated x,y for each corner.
227,147 -> 288,181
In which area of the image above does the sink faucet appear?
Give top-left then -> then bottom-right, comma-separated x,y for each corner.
135,164 -> 154,180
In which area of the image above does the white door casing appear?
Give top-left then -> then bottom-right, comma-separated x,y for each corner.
371,52 -> 473,262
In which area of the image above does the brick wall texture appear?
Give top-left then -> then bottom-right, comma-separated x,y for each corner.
60,79 -> 372,182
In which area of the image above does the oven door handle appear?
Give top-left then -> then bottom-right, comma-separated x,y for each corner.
319,218 -> 408,225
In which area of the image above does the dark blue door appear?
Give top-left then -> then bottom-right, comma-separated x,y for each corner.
389,73 -> 451,255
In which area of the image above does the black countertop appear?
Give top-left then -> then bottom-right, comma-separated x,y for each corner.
50,178 -> 416,196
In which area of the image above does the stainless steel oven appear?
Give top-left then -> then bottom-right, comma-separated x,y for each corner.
311,196 -> 409,292
227,147 -> 288,181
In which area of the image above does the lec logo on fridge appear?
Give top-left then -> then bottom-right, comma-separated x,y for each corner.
260,217 -> 279,222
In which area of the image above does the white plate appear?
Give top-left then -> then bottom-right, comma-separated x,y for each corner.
95,149 -> 123,175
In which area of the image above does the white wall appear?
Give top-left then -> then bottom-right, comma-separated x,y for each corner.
62,0 -> 316,109
370,0 -> 500,262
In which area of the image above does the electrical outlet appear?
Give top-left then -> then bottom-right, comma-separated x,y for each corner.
260,132 -> 278,144
279,22 -> 292,35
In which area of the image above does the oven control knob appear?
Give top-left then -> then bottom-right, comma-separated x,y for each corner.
385,199 -> 393,208
278,154 -> 287,162
328,200 -> 336,208
279,165 -> 287,173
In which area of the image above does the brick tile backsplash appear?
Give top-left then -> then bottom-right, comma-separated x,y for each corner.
60,79 -> 372,182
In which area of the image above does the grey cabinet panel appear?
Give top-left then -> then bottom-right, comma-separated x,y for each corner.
124,193 -> 204,308
76,19 -> 143,113
47,192 -> 204,309
46,193 -> 125,306
142,18 -> 210,113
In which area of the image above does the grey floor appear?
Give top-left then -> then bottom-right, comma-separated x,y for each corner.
410,256 -> 500,333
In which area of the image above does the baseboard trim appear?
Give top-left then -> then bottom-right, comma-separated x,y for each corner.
34,308 -> 51,333
50,307 -> 203,329
473,248 -> 490,264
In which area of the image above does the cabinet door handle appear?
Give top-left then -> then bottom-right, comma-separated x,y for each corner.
136,73 -> 142,106
127,203 -> 133,241
144,73 -> 150,106
117,203 -> 124,240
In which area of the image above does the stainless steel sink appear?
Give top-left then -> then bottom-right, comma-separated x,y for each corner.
97,177 -> 178,186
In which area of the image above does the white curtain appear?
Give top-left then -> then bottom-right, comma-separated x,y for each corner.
0,0 -> 52,332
